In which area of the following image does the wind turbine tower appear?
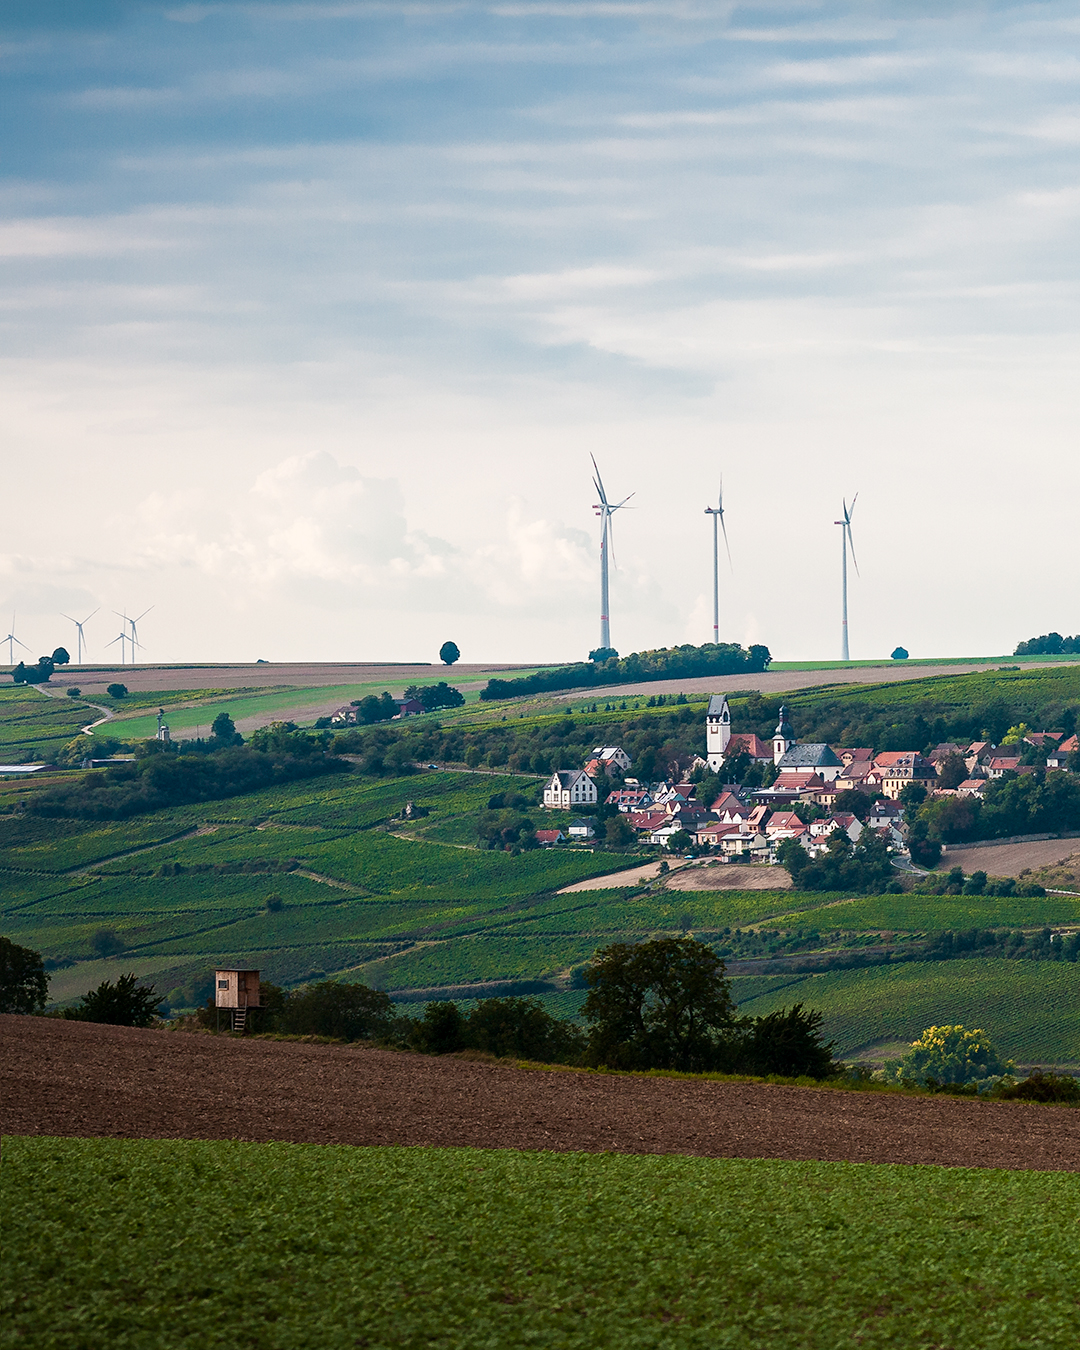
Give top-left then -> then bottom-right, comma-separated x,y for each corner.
704,479 -> 732,645
62,609 -> 98,665
126,606 -> 153,662
590,456 -> 633,652
3,612 -> 29,666
835,496 -> 859,661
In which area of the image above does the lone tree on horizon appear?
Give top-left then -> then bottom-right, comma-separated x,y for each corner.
439,640 -> 460,666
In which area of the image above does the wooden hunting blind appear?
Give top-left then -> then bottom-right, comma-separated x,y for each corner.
214,968 -> 260,1032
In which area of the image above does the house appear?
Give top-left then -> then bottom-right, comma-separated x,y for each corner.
585,746 -> 631,777
1047,734 -> 1079,769
746,803 -> 771,834
775,744 -> 844,782
867,799 -> 904,829
764,810 -> 808,842
567,818 -> 595,839
873,752 -> 938,799
710,791 -> 750,825
607,788 -> 654,812
1025,731 -> 1063,749
718,830 -> 768,858
628,809 -> 669,835
534,828 -> 565,846
964,742 -> 994,772
543,770 -> 598,810
985,756 -> 1021,780
693,820 -> 742,848
393,697 -> 425,718
836,747 -> 874,768
767,771 -> 830,800
808,812 -> 863,843
721,733 -> 774,764
956,778 -> 989,799
928,743 -> 963,770
833,759 -> 877,793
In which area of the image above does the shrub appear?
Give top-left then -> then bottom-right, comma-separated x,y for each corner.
88,929 -> 125,959
991,1071 -> 1080,1104
464,996 -> 585,1063
65,686 -> 82,699
733,1004 -> 836,1079
106,683 -> 128,699
276,980 -> 397,1042
409,1001 -> 467,1054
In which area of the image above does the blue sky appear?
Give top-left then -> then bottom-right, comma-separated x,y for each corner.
2,1 -> 1078,664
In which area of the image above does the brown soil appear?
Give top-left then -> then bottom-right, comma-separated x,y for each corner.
4,1016 -> 1078,1171
664,862 -> 794,891
941,839 -> 1080,880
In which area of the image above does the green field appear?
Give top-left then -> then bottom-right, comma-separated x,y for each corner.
0,687 -> 98,762
737,960 -> 1080,1065
4,1137 -> 1078,1350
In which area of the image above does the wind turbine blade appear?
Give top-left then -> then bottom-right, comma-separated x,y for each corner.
13,636 -> 30,651
132,605 -> 153,624
590,453 -> 609,505
719,514 -> 733,569
82,608 -> 100,624
106,634 -> 123,648
847,524 -> 860,576
613,492 -> 634,510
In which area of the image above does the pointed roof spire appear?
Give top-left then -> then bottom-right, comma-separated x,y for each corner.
774,705 -> 794,741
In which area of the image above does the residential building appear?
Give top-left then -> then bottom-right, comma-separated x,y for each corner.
808,812 -> 863,843
867,799 -> 904,829
1048,735 -> 1079,769
710,791 -> 750,824
567,818 -> 596,839
956,778 -> 989,798
873,751 -> 938,799
985,756 -> 1021,780
585,746 -> 632,777
534,829 -> 565,846
543,770 -> 598,810
607,788 -> 654,812
764,810 -> 808,842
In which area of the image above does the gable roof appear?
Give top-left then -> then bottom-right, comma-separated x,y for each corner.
707,694 -> 729,717
724,733 -> 772,759
777,743 -> 842,770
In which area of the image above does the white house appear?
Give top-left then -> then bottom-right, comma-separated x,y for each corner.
586,745 -> 632,776
543,770 -> 598,810
567,818 -> 596,839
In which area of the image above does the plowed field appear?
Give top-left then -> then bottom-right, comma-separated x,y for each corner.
4,1016 -> 1078,1171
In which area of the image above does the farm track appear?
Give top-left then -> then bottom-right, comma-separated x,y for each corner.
4,1015 -> 1079,1171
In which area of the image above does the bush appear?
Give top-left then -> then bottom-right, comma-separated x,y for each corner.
106,683 -> 128,699
276,980 -> 397,1042
409,1001 -> 467,1054
65,686 -> 82,699
88,929 -> 125,959
465,997 -> 585,1062
0,937 -> 48,1014
991,1071 -> 1080,1104
733,1004 -> 836,1079
63,973 -> 162,1027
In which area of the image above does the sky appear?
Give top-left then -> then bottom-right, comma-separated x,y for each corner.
2,0 -> 1078,666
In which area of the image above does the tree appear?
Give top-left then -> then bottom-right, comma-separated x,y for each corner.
898,782 -> 927,811
833,788 -> 874,821
211,712 -> 243,745
11,662 -> 27,684
891,647 -> 909,660
882,1025 -> 1012,1086
406,681 -> 464,712
89,928 -> 125,959
666,828 -> 693,853
64,973 -> 163,1026
937,753 -> 968,790
582,937 -> 736,1072
439,640 -> 460,666
106,683 -> 128,699
52,647 -> 71,665
605,814 -> 634,848
465,996 -> 585,1062
737,1004 -> 836,1079
65,686 -> 82,699
409,1000 -> 467,1054
278,979 -> 397,1041
589,647 -> 618,663
0,937 -> 49,1014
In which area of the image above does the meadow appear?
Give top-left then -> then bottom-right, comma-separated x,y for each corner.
4,1136 -> 1078,1350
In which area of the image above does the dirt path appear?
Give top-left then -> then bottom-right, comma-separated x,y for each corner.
4,1017 -> 1078,1171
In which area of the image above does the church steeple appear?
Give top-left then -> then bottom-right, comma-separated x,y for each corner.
773,704 -> 794,765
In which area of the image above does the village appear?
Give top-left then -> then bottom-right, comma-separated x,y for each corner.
538,695 -> 1080,861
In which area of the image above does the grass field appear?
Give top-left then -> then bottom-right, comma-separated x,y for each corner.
4,1136 -> 1079,1350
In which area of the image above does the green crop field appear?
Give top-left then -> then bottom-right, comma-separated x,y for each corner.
5,1137 -> 1079,1350
737,960 -> 1080,1066
0,687 -> 98,762
770,892 -> 1080,934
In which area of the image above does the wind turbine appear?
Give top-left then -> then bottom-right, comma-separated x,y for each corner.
62,608 -> 98,665
114,606 -> 152,665
106,620 -> 128,665
3,612 -> 30,666
835,495 -> 859,661
591,455 -> 633,652
704,478 -> 732,645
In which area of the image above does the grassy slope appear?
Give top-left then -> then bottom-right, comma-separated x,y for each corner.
5,1137 -> 1079,1350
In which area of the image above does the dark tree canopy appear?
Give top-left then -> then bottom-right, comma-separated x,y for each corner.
64,973 -> 163,1027
106,683 -> 128,698
891,647 -> 909,660
0,937 -> 49,1014
439,640 -> 460,665
589,647 -> 618,663
51,647 -> 71,665
211,712 -> 243,745
582,937 -> 737,1072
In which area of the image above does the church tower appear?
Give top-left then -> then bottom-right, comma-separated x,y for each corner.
706,694 -> 731,771
772,705 -> 794,765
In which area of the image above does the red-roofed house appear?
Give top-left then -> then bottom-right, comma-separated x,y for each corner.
1047,735 -> 1079,769
986,756 -> 1021,780
534,829 -> 565,846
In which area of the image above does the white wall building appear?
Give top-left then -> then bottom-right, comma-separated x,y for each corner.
706,694 -> 731,771
543,770 -> 599,810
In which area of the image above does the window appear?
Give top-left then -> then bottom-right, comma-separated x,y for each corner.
218,980 -> 229,989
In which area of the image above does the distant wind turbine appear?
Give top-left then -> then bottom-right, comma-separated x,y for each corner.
114,606 -> 152,665
62,608 -> 98,665
704,478 -> 732,645
3,611 -> 30,666
835,495 -> 859,661
591,455 -> 633,653
106,622 -> 128,665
